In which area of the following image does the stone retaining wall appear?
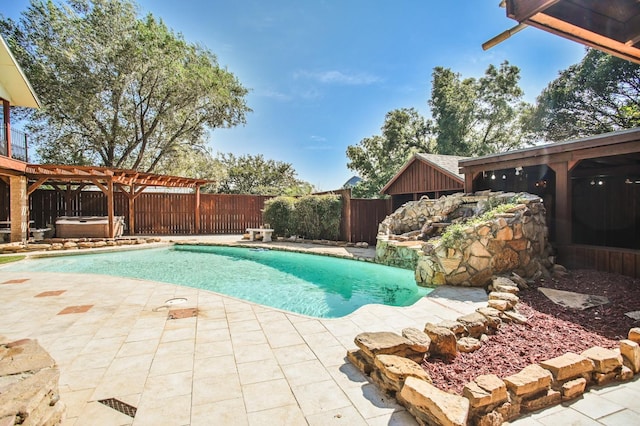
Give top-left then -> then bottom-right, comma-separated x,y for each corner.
0,338 -> 65,425
347,276 -> 640,425
376,192 -> 551,287
0,237 -> 162,255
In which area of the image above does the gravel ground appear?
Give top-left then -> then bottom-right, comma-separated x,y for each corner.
422,269 -> 640,394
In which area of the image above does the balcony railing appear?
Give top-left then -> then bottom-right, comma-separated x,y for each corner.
0,126 -> 28,162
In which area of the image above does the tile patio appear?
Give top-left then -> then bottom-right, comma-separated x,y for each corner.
0,236 -> 637,425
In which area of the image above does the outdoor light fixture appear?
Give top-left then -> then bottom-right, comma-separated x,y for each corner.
491,172 -> 496,180
598,180 -> 604,186
514,166 -> 522,176
626,178 -> 633,184
502,174 -> 507,180
590,179 -> 596,186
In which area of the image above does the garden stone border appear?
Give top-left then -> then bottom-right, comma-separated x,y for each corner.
347,276 -> 640,426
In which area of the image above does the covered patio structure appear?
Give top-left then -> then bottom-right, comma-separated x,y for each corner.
486,0 -> 640,64
459,127 -> 640,278
19,164 -> 208,240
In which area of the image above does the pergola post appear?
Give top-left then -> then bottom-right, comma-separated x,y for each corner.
107,179 -> 114,238
128,184 -> 136,236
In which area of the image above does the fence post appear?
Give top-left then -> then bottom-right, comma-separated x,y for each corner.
342,189 -> 352,242
194,185 -> 201,234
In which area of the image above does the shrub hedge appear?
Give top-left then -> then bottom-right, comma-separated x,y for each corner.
263,196 -> 297,237
263,194 -> 342,240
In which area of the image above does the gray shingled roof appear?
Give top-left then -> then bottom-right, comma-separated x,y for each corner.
415,153 -> 470,180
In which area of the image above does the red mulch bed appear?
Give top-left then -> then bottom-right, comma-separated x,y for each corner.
422,270 -> 640,394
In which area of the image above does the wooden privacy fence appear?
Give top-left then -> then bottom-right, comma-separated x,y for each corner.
25,188 -> 392,242
29,190 -> 271,235
199,194 -> 272,234
558,244 -> 640,279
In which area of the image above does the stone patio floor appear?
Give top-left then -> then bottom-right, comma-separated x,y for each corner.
1,235 -> 638,425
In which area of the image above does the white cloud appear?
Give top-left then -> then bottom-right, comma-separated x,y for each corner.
305,135 -> 333,151
294,70 -> 381,86
257,89 -> 292,101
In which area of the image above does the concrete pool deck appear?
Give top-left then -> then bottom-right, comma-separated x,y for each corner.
1,235 -> 638,425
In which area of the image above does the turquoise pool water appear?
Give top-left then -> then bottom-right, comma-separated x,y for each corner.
3,245 -> 429,318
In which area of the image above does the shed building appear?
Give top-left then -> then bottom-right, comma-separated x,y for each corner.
381,153 -> 468,210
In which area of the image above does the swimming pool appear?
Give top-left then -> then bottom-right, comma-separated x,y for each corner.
3,245 -> 430,318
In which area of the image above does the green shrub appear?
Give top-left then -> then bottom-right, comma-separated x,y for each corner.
439,202 -> 519,249
263,196 -> 297,236
293,194 -> 342,240
316,194 -> 342,240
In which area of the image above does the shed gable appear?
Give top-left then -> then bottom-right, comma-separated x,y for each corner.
383,156 -> 464,196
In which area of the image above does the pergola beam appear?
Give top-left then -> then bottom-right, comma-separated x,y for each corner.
23,164 -> 210,236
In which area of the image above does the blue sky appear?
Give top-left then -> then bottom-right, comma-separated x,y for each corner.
3,1 -> 586,190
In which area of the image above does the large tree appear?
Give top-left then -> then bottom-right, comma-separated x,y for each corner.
430,61 -> 532,156
346,108 -> 432,198
530,49 -> 640,141
215,153 -> 312,196
1,0 -> 250,174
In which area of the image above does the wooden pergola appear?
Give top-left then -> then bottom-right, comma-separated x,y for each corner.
485,1 -> 640,65
24,164 -> 209,238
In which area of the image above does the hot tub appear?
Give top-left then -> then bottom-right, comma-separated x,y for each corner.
55,216 -> 125,238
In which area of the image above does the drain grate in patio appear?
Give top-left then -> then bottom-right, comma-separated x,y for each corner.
98,398 -> 137,418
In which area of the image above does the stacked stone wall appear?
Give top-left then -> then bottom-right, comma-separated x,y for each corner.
0,338 -> 65,425
376,192 -> 551,287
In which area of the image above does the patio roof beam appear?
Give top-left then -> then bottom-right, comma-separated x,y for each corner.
26,177 -> 48,195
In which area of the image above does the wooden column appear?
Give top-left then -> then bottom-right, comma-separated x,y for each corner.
549,161 -> 571,245
128,185 -> 136,236
107,179 -> 114,238
3,99 -> 11,158
115,183 -> 146,236
194,185 -> 201,234
464,171 -> 475,193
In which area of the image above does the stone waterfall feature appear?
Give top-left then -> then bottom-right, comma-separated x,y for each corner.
375,192 -> 552,287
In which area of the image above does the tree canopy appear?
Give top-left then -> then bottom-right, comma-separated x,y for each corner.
430,61 -> 532,156
1,0 -> 250,175
346,108 -> 432,198
346,61 -> 531,198
530,49 -> 640,142
215,153 -> 312,196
